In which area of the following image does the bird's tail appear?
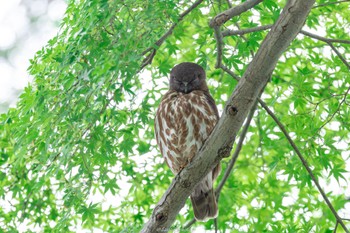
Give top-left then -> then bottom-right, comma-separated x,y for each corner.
190,172 -> 218,221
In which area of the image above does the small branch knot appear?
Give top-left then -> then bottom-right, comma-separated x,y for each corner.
216,14 -> 228,25
155,212 -> 167,223
180,179 -> 191,188
218,146 -> 232,158
226,105 -> 238,116
210,14 -> 228,27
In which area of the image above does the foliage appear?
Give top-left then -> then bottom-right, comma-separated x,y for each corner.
0,0 -> 349,232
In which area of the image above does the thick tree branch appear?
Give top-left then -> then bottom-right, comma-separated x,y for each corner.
141,1 -> 315,232
140,0 -> 204,70
258,99 -> 349,233
209,0 -> 263,27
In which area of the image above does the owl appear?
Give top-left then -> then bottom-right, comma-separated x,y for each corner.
154,62 -> 220,221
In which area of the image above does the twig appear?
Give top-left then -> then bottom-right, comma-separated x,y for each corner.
214,218 -> 218,233
222,24 -> 273,37
300,30 -> 350,45
313,0 -> 350,8
46,152 -> 61,169
258,99 -> 349,233
209,0 -> 263,27
317,85 -> 350,131
327,42 -> 350,70
334,221 -> 339,233
233,22 -> 256,58
256,108 -> 264,161
220,64 -> 240,81
20,190 -> 34,220
140,0 -> 204,70
183,218 -> 196,229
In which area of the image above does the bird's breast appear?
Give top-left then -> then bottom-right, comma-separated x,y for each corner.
155,90 -> 218,174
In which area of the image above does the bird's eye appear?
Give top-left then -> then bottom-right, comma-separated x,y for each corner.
171,76 -> 180,83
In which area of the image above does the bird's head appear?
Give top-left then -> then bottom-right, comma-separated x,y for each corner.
169,62 -> 208,94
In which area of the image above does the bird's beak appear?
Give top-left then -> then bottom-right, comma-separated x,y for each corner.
183,82 -> 188,93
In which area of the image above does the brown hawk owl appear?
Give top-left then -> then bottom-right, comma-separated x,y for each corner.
154,62 -> 220,221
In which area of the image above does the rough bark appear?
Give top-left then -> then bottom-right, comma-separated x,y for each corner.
141,0 -> 316,232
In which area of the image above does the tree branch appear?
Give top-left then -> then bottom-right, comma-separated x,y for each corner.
183,218 -> 196,229
222,24 -> 350,47
222,24 -> 273,37
214,26 -> 224,68
334,221 -> 339,233
233,22 -> 256,58
223,24 -> 350,71
215,100 -> 257,198
220,64 -> 240,81
209,0 -> 263,28
313,0 -> 350,8
141,1 -> 315,232
258,99 -> 349,233
317,85 -> 350,131
326,42 -> 350,70
299,30 -> 350,70
300,30 -> 350,45
140,0 -> 204,70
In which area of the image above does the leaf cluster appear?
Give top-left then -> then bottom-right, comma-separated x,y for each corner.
0,0 -> 349,232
